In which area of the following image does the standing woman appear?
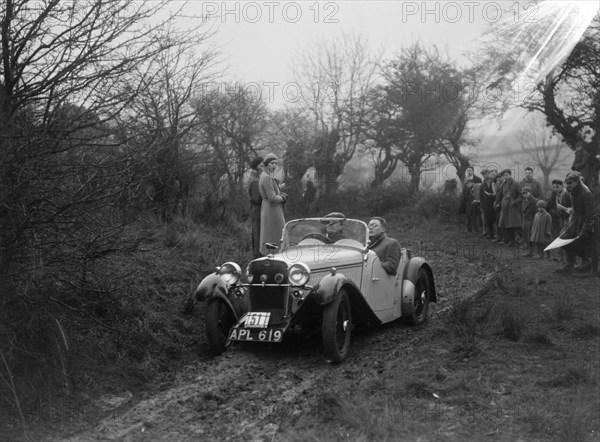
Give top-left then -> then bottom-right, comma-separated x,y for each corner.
259,153 -> 287,255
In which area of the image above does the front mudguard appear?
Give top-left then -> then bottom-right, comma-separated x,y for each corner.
313,273 -> 354,306
312,273 -> 380,326
195,273 -> 248,320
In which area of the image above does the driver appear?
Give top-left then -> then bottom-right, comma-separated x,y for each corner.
368,217 -> 401,275
321,212 -> 347,243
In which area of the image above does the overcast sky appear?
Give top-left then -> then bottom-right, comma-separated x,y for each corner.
184,1 -> 498,105
175,1 -> 597,171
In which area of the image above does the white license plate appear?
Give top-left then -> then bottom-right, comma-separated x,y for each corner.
228,327 -> 283,343
244,312 -> 271,328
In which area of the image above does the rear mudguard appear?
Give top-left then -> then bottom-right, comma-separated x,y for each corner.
195,273 -> 248,319
401,258 -> 436,316
312,273 -> 381,326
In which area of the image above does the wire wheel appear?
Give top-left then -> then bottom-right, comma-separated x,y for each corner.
322,289 -> 352,364
205,299 -> 236,355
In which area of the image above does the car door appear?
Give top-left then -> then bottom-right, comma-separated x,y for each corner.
367,255 -> 397,321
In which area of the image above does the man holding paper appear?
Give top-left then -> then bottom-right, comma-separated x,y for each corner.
554,171 -> 598,276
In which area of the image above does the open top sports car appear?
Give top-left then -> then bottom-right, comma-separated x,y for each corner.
193,217 -> 436,363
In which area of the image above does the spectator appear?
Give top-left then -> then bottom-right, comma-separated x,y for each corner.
303,176 -> 316,212
520,165 -> 542,198
367,217 -> 401,275
555,171 -> 598,276
464,165 -> 482,184
480,169 -> 497,240
546,179 -> 571,261
520,187 -> 538,256
530,200 -> 553,259
571,142 -> 592,186
259,153 -> 287,255
495,169 -> 522,247
248,156 -> 264,258
460,179 -> 482,234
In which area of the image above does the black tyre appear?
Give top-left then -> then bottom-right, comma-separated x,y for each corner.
205,299 -> 236,355
322,289 -> 352,364
406,267 -> 432,325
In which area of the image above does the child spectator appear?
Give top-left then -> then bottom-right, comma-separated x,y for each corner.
521,187 -> 538,257
530,200 -> 553,258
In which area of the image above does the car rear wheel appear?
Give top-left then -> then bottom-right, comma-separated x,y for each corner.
205,298 -> 236,355
322,289 -> 352,364
406,267 -> 431,325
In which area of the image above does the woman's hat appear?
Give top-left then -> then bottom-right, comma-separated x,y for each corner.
250,156 -> 263,169
263,153 -> 279,167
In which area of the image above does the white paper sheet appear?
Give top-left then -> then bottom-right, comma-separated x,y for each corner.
544,237 -> 578,251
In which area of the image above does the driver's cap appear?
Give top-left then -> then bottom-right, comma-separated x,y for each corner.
322,212 -> 346,224
323,212 -> 346,219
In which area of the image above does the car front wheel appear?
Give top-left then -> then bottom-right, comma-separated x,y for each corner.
205,298 -> 236,355
406,267 -> 432,325
322,289 -> 352,364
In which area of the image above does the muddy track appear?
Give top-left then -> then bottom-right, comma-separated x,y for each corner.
62,237 -> 498,442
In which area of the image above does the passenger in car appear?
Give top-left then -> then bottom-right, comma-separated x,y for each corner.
322,212 -> 347,243
367,217 -> 401,275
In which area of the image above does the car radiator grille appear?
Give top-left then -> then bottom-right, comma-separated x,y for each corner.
248,260 -> 290,324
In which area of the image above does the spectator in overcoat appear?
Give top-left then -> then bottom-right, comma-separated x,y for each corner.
555,171 -> 598,276
571,142 -> 593,186
480,169 -> 497,240
530,200 -> 553,258
259,153 -> 287,255
248,156 -> 264,258
546,179 -> 571,261
520,165 -> 542,198
495,169 -> 522,246
520,187 -> 538,256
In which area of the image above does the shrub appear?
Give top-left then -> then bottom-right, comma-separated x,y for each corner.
498,303 -> 528,341
415,189 -> 460,221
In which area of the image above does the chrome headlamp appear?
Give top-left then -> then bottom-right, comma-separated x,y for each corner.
218,262 -> 241,285
288,263 -> 311,287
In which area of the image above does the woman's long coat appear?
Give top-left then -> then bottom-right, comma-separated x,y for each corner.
259,171 -> 286,254
496,178 -> 522,229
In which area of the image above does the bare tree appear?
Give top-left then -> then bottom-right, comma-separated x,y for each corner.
514,112 -> 570,191
478,6 -> 600,189
293,32 -> 379,195
0,0 -> 216,410
193,84 -> 269,217
116,39 -> 218,220
371,44 -> 467,192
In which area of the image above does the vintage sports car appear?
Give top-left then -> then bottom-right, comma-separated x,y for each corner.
193,217 -> 436,363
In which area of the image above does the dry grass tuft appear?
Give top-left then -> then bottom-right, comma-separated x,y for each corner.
546,296 -> 574,322
572,322 -> 600,338
498,302 -> 528,341
556,397 -> 595,442
524,330 -> 554,347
